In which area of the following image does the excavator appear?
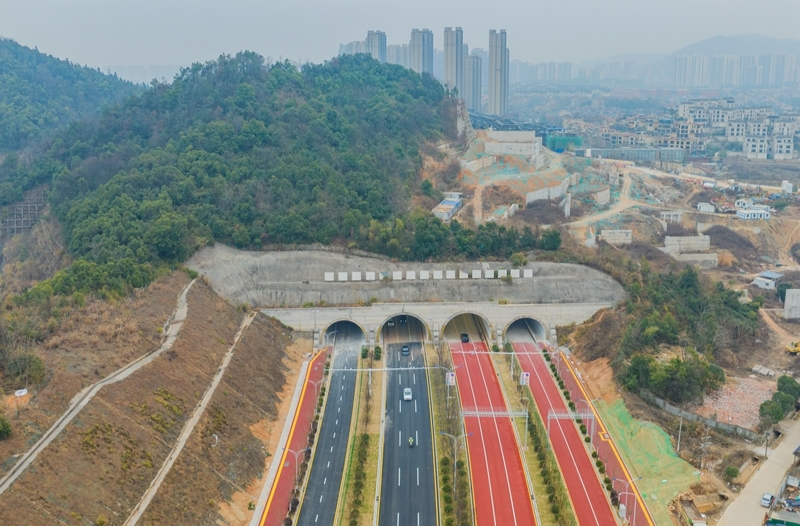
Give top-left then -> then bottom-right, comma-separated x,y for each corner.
787,342 -> 800,355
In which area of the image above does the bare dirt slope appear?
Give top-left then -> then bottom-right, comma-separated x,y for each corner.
0,272 -> 189,477
0,280 -> 242,525
140,314 -> 295,526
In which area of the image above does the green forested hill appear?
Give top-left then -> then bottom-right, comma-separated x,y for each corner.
0,38 -> 142,154
7,52 -> 557,304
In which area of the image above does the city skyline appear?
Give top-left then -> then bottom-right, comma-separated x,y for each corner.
1,0 -> 799,72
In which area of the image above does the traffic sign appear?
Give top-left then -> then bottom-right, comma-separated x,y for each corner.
446,372 -> 456,386
520,372 -> 530,386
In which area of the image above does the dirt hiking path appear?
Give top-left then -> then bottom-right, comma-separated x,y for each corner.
0,279 -> 196,496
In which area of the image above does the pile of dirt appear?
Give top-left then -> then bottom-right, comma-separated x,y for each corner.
623,241 -> 677,272
0,272 -> 190,475
665,222 -> 697,237
705,226 -> 759,267
481,185 -> 523,212
688,190 -> 721,208
0,280 -> 243,525
143,314 -> 294,526
517,198 -> 567,225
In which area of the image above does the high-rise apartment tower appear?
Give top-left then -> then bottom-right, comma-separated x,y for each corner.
409,29 -> 434,75
488,30 -> 509,116
463,53 -> 482,112
366,31 -> 387,63
444,27 -> 464,95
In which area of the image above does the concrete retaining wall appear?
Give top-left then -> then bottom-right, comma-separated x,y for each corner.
187,245 -> 626,309
487,130 -> 536,142
593,188 -> 610,205
674,253 -> 718,269
525,175 -> 572,204
461,156 -> 495,172
785,289 -> 800,319
664,235 -> 711,254
485,142 -> 537,156
600,230 -> 632,245
638,391 -> 760,441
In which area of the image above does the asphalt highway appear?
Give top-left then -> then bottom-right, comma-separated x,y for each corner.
297,322 -> 361,526
446,315 -> 537,526
507,321 -> 617,526
379,316 -> 437,526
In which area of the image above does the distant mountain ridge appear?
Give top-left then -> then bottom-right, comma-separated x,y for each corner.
669,34 -> 800,57
0,37 -> 142,154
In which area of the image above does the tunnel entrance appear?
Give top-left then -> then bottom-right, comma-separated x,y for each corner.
442,313 -> 492,346
321,320 -> 367,350
505,318 -> 548,344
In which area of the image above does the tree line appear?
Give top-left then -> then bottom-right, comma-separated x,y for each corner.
4,52 -> 560,310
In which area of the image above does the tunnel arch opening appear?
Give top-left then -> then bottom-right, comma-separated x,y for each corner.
320,320 -> 368,349
377,313 -> 431,344
505,318 -> 548,344
441,312 -> 493,345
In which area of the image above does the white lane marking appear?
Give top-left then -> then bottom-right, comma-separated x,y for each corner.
339,395 -> 342,401
398,467 -> 401,486
330,446 -> 333,452
418,512 -> 420,525
399,375 -> 402,385
333,432 -> 336,438
338,407 -> 341,413
341,385 -> 344,390
417,467 -> 419,486
399,400 -> 402,413
416,430 -> 418,444
414,400 -> 417,413
397,513 -> 400,526
399,431 -> 401,447
319,494 -> 323,502
327,461 -> 330,468
324,477 -> 327,484
315,514 -> 318,522
336,419 -> 338,425
517,339 -> 605,525
413,373 -> 416,385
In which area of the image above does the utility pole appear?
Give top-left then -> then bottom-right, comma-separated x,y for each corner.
676,407 -> 684,453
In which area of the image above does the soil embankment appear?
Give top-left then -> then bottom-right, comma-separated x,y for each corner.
0,280 -> 247,525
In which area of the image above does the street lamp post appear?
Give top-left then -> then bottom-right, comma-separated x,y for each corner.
308,378 -> 324,399
618,491 -> 637,525
439,432 -> 472,494
287,447 -> 310,487
324,330 -> 338,349
613,478 -> 642,525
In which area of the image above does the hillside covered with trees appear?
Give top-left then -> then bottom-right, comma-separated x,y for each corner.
4,52 -> 560,309
0,38 -> 142,157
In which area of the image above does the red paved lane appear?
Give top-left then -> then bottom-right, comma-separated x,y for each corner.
449,322 -> 536,526
514,340 -> 617,526
260,350 -> 326,526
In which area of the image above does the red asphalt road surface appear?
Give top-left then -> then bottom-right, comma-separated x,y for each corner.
450,339 -> 537,526
514,341 -> 617,526
260,350 -> 326,526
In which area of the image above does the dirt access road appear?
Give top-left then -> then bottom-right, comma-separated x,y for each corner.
0,279 -> 196,496
124,310 -> 256,525
565,168 -> 635,227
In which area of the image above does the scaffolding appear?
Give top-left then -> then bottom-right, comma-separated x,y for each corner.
0,188 -> 46,241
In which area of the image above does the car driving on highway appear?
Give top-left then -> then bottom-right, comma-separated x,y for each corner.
401,345 -> 410,356
460,333 -> 469,342
403,387 -> 412,401
388,319 -> 395,327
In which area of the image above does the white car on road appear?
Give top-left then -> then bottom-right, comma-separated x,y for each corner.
403,388 -> 412,401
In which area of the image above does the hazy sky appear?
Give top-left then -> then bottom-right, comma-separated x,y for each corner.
1,0 -> 799,68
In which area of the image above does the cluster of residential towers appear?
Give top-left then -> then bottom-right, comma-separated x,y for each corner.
339,28 -> 509,117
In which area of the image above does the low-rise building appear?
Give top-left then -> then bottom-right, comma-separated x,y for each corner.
432,192 -> 462,221
735,198 -> 753,209
697,202 -> 715,213
737,208 -> 771,220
